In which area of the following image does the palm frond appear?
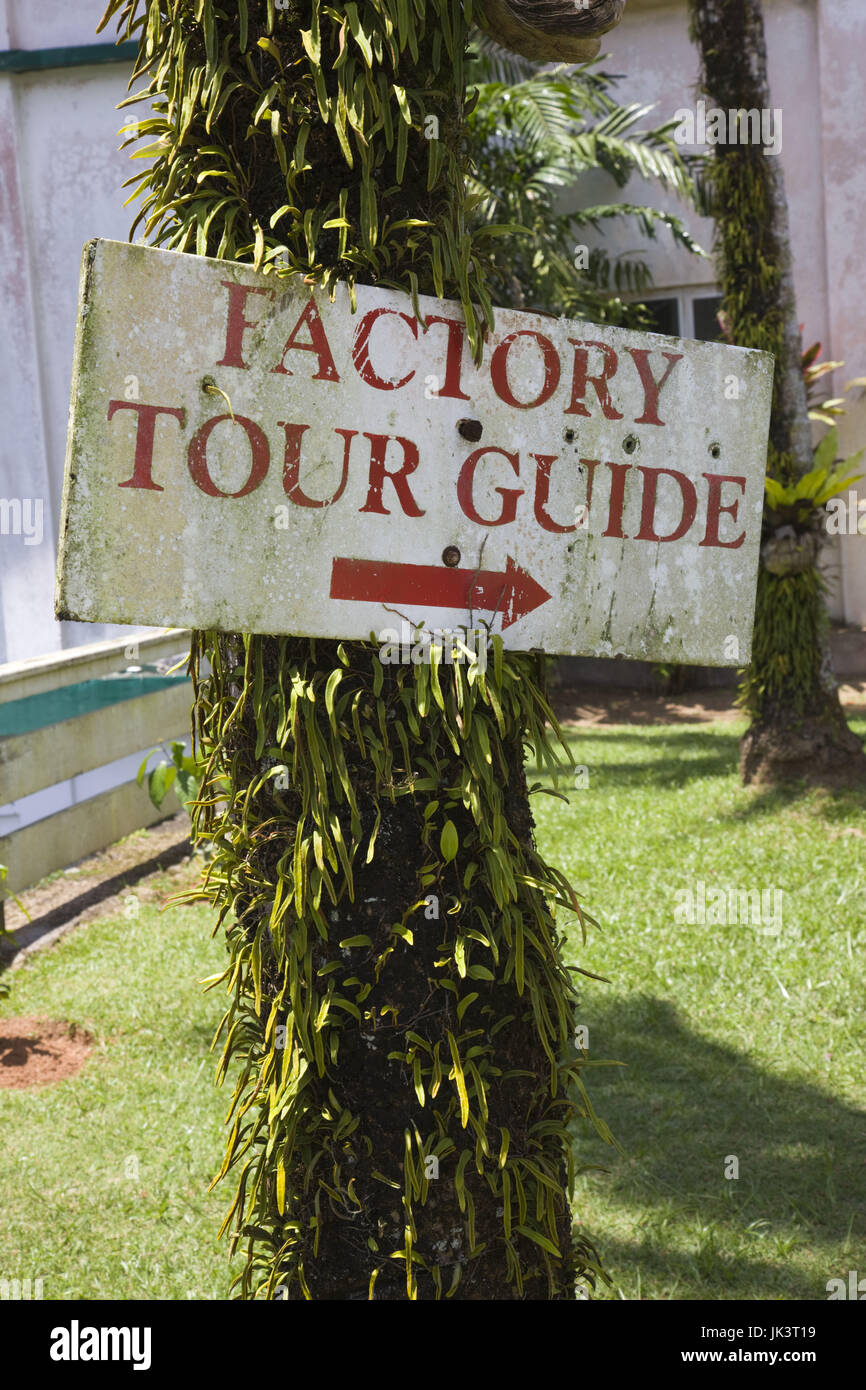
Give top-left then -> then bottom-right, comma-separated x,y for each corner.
467,47 -> 704,320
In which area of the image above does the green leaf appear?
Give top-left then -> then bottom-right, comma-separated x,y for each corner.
447,1031 -> 470,1127
344,3 -> 374,66
455,1148 -> 472,1208
498,1128 -> 510,1168
454,936 -> 466,977
813,426 -> 839,473
325,668 -> 343,722
256,36 -> 283,66
148,762 -> 176,809
299,12 -> 320,66
467,964 -> 494,981
175,769 -> 199,807
514,1224 -> 561,1258
413,1055 -> 425,1107
456,992 -> 478,1023
440,820 -> 459,863
764,476 -> 788,509
392,83 -> 411,124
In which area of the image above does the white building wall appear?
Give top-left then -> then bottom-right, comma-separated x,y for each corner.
816,0 -> 866,625
602,0 -> 865,623
0,0 -> 156,664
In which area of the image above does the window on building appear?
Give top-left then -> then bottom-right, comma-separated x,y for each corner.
692,294 -> 724,342
641,297 -> 680,337
640,290 -> 724,343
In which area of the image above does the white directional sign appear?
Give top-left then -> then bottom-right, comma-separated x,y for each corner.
56,239 -> 774,663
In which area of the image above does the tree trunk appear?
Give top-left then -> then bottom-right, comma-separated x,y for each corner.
687,0 -> 866,787
103,0 -> 616,1298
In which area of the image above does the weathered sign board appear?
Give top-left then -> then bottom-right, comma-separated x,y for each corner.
56,239 -> 774,663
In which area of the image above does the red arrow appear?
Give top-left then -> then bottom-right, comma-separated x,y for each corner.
329,555 -> 551,630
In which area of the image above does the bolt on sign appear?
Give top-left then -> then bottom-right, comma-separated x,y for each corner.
56,239 -> 774,663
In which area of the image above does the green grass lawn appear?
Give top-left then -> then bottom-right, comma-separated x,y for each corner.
0,880 -> 233,1300
534,716 -> 866,1301
1,715 -> 864,1301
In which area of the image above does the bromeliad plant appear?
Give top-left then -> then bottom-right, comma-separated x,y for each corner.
762,426 -> 863,545
753,342 -> 864,577
746,359 -> 865,717
748,428 -> 864,718
801,340 -> 866,428
99,0 -> 619,1299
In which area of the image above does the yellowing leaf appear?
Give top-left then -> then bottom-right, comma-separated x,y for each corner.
447,1031 -> 469,1127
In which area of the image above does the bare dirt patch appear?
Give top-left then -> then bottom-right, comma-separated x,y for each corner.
0,1017 -> 94,1090
551,684 -> 743,727
1,813 -> 200,966
550,679 -> 866,728
2,813 -> 192,934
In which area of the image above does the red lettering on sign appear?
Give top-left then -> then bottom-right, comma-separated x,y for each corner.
329,555 -> 550,628
532,454 -> 577,534
602,461 -> 631,538
699,473 -> 747,548
187,414 -> 270,497
635,466 -> 697,542
490,331 -> 561,409
110,401 -> 186,492
358,434 -> 425,517
352,308 -> 418,390
457,447 -> 523,526
217,281 -> 275,369
279,422 -> 354,507
421,316 -> 471,400
627,348 -> 683,426
271,297 -> 341,380
565,341 -> 624,421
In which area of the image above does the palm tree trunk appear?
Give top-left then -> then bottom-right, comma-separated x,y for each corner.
687,0 -> 866,786
103,0 -> 618,1298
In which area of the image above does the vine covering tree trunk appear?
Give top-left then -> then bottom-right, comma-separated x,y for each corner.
100,0 -> 620,1299
687,0 -> 866,786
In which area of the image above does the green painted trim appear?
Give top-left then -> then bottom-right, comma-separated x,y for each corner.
0,42 -> 138,75
0,671 -> 191,738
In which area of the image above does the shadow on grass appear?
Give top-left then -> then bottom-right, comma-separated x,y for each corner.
571,996 -> 864,1300
528,727 -> 742,788
531,724 -> 866,812
719,783 -> 866,825
582,1233 -> 823,1301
